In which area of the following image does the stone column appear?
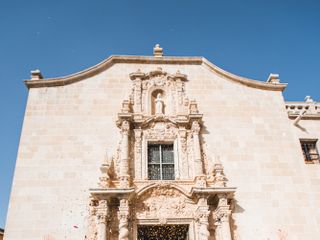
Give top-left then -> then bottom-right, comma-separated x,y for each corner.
118,199 -> 130,240
196,197 -> 210,240
214,194 -> 232,240
120,120 -> 130,188
192,121 -> 205,186
96,200 -> 108,240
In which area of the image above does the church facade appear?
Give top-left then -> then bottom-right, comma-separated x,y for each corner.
4,45 -> 320,240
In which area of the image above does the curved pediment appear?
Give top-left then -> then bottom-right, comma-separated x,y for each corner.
136,183 -> 192,199
25,55 -> 287,91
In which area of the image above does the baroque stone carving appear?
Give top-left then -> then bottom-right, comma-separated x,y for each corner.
98,154 -> 111,188
143,123 -> 177,141
88,65 -> 237,240
155,93 -> 164,114
118,199 -> 130,240
136,186 -> 196,219
213,163 -> 228,187
130,68 -> 188,116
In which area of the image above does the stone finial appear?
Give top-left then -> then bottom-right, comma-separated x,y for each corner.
189,99 -> 199,114
129,69 -> 146,80
213,157 -> 228,187
153,44 -> 163,57
98,152 -> 111,188
30,69 -> 43,80
267,73 -> 280,84
173,70 -> 187,81
121,100 -> 131,113
305,95 -> 314,103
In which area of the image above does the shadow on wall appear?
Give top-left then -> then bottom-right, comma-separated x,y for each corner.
230,199 -> 245,240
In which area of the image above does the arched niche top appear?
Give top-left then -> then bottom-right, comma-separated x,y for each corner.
136,183 -> 192,199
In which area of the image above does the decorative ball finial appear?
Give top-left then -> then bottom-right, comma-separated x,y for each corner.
153,44 -> 163,57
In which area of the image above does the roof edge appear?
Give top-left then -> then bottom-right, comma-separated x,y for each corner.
24,55 -> 287,91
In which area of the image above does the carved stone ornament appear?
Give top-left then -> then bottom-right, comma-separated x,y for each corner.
189,99 -> 199,114
136,186 -> 196,219
96,200 -> 108,224
214,210 -> 231,224
213,163 -> 228,187
129,68 -> 188,116
191,121 -> 201,134
118,199 -> 130,240
144,123 -> 177,141
121,120 -> 130,134
87,64 -> 237,240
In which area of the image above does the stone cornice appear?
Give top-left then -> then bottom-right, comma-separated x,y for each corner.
286,101 -> 320,119
24,55 -> 287,91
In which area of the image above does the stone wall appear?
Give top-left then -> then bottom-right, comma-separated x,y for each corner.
4,58 -> 320,240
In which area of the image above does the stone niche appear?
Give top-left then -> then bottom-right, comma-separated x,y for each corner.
89,68 -> 236,240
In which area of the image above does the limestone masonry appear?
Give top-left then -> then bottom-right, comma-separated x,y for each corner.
4,45 -> 320,240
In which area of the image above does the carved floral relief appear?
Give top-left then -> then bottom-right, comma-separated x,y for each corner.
135,187 -> 196,219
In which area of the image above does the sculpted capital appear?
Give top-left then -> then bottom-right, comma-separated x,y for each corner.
191,121 -> 201,134
121,120 -> 130,134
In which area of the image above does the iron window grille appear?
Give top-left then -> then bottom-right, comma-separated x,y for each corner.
300,139 -> 320,164
148,144 -> 174,180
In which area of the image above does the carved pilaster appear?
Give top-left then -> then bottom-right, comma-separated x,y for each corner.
129,69 -> 145,113
214,194 -> 232,240
134,79 -> 142,113
141,81 -> 148,113
196,197 -> 210,240
192,121 -> 205,186
118,199 -> 130,240
174,71 -> 187,111
178,127 -> 187,179
134,129 -> 142,179
96,200 -> 108,240
120,120 -> 131,187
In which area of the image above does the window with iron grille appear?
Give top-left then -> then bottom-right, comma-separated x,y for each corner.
148,144 -> 174,180
300,139 -> 320,164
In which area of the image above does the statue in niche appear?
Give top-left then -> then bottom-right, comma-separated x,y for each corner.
155,93 -> 164,115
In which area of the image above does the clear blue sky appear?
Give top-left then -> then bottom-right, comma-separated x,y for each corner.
0,0 -> 319,228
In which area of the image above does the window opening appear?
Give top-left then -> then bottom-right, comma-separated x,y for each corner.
148,144 -> 174,180
300,139 -> 319,164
